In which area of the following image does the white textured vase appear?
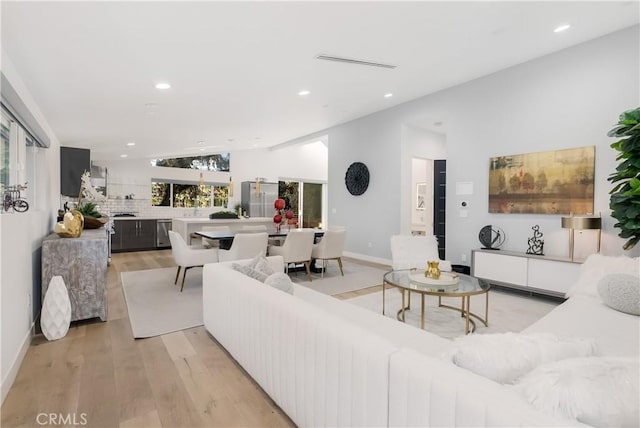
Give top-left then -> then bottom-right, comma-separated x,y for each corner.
41,276 -> 71,340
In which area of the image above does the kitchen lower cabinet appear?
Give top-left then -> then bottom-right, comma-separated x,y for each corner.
112,219 -> 156,252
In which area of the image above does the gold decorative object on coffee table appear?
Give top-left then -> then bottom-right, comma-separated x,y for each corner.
425,260 -> 441,279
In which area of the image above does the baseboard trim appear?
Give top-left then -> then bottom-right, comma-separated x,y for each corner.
1,320 -> 34,404
343,251 -> 391,267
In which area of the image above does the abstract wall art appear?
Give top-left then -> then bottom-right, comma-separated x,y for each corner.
488,146 -> 595,214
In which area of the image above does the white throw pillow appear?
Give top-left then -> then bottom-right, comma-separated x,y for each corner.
264,272 -> 294,294
253,256 -> 275,276
597,273 -> 640,316
514,357 -> 639,428
231,263 -> 269,282
444,332 -> 597,384
565,254 -> 639,299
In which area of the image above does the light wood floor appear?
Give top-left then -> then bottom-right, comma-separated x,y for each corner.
1,251 -> 383,428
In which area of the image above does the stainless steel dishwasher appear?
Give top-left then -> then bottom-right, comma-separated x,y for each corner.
156,219 -> 172,248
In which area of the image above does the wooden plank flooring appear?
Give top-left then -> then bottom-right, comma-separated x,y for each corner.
1,250 -> 301,428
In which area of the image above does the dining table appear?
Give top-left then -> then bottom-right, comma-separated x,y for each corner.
194,228 -> 325,270
194,228 -> 324,241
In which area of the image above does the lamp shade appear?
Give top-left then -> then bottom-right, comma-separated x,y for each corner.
561,216 -> 601,230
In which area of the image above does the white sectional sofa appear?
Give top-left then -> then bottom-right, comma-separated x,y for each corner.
203,255 -> 639,427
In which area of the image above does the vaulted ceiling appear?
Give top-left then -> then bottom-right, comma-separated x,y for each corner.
2,1 -> 638,160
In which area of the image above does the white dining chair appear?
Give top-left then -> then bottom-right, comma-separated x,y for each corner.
168,231 -> 219,292
218,232 -> 269,262
311,228 -> 346,278
269,228 -> 315,281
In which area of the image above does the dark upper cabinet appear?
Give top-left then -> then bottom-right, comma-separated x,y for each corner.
60,147 -> 90,196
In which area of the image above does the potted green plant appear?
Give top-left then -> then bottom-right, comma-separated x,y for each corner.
209,210 -> 239,219
607,107 -> 640,250
76,171 -> 108,229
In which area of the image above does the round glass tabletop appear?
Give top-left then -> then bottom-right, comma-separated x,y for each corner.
383,268 -> 490,297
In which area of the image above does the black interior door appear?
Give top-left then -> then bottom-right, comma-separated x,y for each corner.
433,160 -> 446,260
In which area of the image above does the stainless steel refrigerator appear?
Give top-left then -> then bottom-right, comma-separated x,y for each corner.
241,181 -> 278,217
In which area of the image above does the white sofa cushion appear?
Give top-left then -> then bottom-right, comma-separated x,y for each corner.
443,332 -> 596,384
388,348 -> 580,427
565,254 -> 639,299
203,257 -> 395,427
293,284 -> 452,357
515,357 -> 640,428
524,294 -> 640,357
597,273 -> 640,316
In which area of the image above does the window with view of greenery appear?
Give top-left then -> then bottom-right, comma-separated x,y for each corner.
151,153 -> 230,171
151,181 -> 228,208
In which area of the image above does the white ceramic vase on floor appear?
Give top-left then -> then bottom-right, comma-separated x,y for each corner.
41,275 -> 71,340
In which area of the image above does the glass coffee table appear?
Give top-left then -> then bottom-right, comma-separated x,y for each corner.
383,269 -> 491,334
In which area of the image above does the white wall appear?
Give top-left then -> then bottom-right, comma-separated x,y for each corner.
326,26 -> 640,263
0,55 -> 61,403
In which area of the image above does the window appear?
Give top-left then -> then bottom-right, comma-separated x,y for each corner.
278,180 -> 323,228
1,107 -> 41,207
151,180 -> 229,208
151,153 -> 230,172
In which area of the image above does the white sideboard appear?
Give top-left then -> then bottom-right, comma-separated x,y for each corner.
471,249 -> 581,298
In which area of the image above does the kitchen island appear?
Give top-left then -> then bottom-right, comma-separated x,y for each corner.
172,217 -> 275,244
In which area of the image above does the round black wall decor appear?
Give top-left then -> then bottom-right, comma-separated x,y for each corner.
345,162 -> 370,196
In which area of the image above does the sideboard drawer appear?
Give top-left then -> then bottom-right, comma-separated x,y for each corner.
472,251 -> 528,286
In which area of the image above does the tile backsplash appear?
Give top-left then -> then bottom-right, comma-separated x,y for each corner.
60,196 -> 224,219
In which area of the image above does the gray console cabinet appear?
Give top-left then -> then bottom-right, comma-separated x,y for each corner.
42,228 -> 108,321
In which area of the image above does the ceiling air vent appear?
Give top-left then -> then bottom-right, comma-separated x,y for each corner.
315,54 -> 397,69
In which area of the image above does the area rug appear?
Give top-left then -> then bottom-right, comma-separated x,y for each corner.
346,287 -> 560,339
290,261 -> 389,295
121,267 -> 203,338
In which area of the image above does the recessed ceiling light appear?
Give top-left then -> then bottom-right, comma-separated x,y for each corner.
145,103 -> 158,109
554,24 -> 571,33
155,83 -> 171,90
120,154 -> 128,158
126,142 -> 136,146
197,141 -> 205,145
298,90 -> 310,96
199,148 -> 205,152
384,93 -> 393,98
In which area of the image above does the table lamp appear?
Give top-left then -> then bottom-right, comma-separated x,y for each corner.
561,213 -> 601,261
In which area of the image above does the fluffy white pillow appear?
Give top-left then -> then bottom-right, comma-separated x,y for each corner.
566,254 -> 639,299
264,272 -> 294,294
247,255 -> 275,276
597,274 -> 640,316
514,357 -> 639,428
444,332 -> 597,384
231,263 -> 268,282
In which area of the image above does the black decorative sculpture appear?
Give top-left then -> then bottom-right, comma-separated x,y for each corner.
526,225 -> 544,255
478,225 -> 505,250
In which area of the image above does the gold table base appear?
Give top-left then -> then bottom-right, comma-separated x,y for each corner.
383,282 -> 490,335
